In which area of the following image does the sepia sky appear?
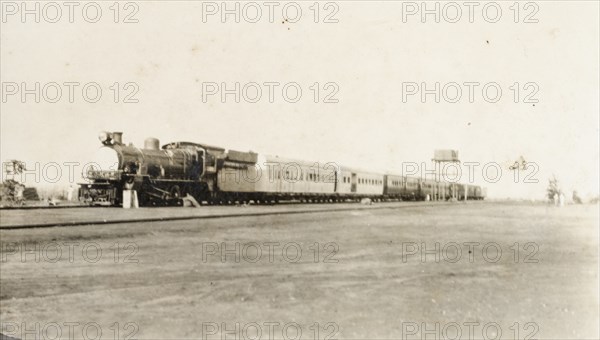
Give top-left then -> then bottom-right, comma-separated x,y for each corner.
1,1 -> 598,199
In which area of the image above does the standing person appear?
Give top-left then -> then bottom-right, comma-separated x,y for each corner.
559,192 -> 565,207
67,185 -> 73,201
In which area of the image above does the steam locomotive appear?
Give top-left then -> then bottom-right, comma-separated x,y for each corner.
79,131 -> 486,206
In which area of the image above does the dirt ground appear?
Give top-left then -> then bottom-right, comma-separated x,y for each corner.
0,201 -> 448,228
0,202 -> 598,339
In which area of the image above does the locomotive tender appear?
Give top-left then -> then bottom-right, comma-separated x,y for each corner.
79,131 -> 486,206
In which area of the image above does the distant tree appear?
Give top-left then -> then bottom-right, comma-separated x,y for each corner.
23,187 -> 40,200
572,191 -> 583,204
0,179 -> 25,205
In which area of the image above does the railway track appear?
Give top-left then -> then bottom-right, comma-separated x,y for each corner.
0,201 -> 462,230
0,205 -> 89,210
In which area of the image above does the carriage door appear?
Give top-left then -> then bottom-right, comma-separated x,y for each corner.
351,173 -> 357,193
333,168 -> 339,193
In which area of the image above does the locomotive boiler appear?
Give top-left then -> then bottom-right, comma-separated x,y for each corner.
80,131 -> 219,205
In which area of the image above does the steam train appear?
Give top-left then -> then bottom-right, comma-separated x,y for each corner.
79,131 -> 486,206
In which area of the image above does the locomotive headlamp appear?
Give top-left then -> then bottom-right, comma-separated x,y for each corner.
98,131 -> 113,144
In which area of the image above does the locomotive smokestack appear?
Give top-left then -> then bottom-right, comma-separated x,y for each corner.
112,132 -> 123,145
144,137 -> 160,150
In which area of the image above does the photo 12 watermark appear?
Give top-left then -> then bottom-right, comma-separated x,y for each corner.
201,241 -> 339,264
199,321 -> 339,340
1,82 -> 140,104
400,321 -> 539,340
400,241 -> 540,264
400,1 -> 540,24
201,82 -> 340,104
0,321 -> 139,340
200,1 -> 340,24
402,82 -> 540,104
1,1 -> 140,24
0,241 -> 140,264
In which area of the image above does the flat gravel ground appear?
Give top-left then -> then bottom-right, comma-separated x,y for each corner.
0,202 -> 598,339
0,201 -> 446,228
